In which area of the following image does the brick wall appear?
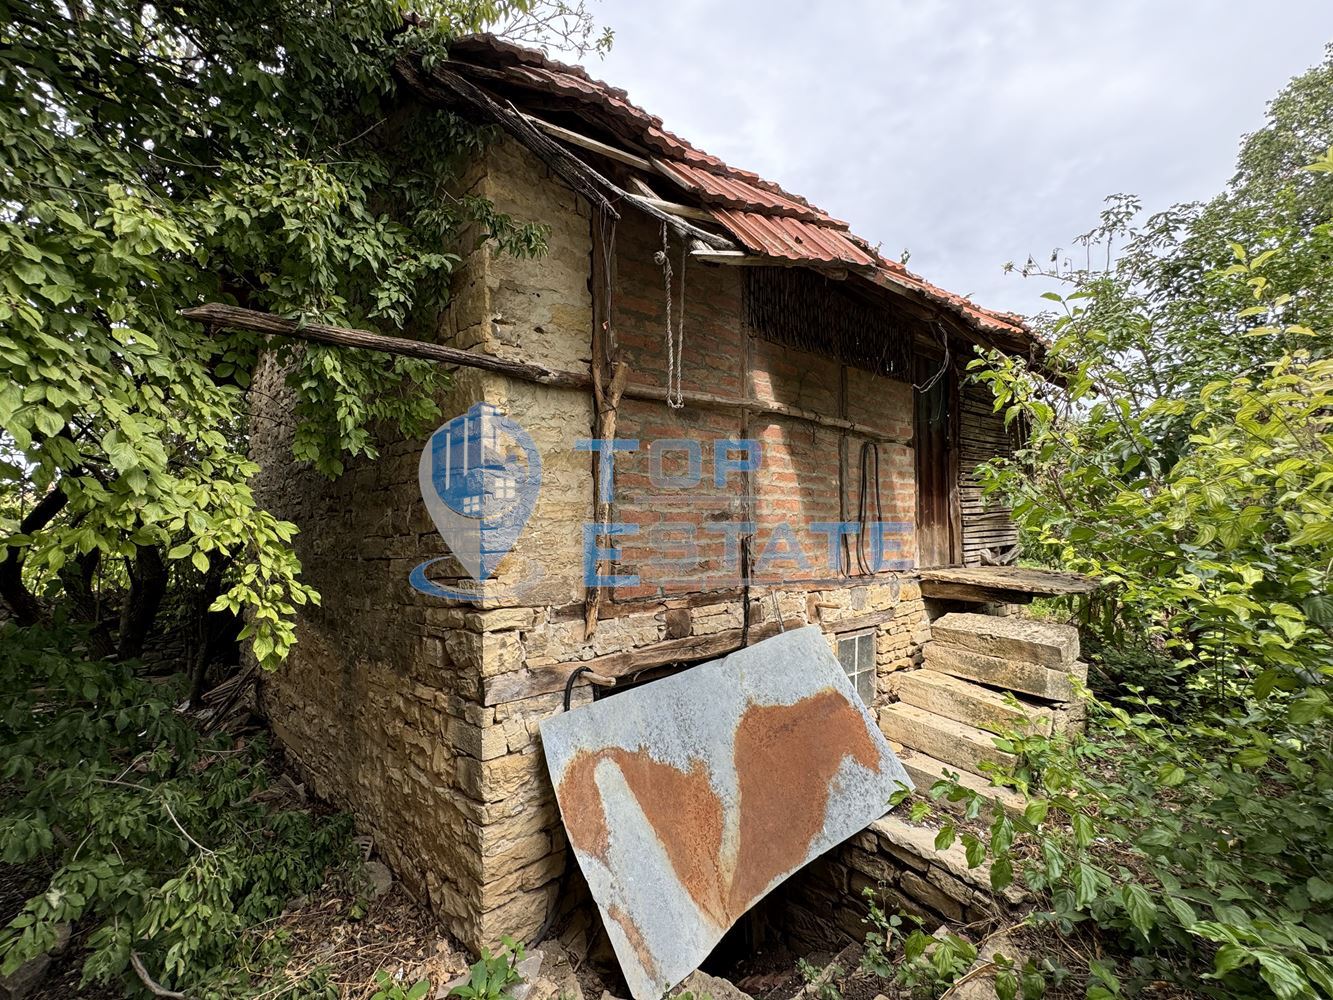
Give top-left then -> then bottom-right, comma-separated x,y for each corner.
607,211 -> 918,596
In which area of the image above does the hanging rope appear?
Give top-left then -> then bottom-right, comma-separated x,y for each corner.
654,221 -> 686,409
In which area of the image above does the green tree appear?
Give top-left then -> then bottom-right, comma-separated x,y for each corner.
0,0 -> 600,668
951,51 -> 1333,1000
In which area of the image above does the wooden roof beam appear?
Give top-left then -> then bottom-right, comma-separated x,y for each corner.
522,113 -> 655,171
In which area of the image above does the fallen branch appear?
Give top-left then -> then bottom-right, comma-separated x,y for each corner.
202,663 -> 257,734
130,951 -> 189,999
161,798 -> 215,856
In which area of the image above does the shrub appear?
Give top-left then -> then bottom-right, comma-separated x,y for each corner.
0,623 -> 358,995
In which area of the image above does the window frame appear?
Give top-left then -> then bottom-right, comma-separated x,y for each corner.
836,628 -> 877,705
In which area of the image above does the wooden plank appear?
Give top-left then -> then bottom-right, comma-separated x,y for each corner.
181,303 -> 594,389
635,194 -> 718,224
482,621 -> 785,705
522,113 -> 654,170
819,605 -> 909,633
691,250 -> 852,278
920,566 -> 1100,597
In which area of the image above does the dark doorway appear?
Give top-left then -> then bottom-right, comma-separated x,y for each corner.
913,356 -> 958,568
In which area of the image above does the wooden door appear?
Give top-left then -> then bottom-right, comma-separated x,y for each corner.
914,358 -> 958,568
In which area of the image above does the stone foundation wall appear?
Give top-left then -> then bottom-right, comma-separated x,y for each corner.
250,136 -> 593,950
252,132 -> 944,956
782,815 -> 1016,951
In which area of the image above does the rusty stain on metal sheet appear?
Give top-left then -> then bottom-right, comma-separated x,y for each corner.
539,626 -> 912,1000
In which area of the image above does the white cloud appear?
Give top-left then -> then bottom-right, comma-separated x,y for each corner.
565,0 -> 1332,315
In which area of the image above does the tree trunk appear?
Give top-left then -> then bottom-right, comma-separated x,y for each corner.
117,546 -> 168,660
59,548 -> 116,658
188,553 -> 232,707
0,485 -> 69,625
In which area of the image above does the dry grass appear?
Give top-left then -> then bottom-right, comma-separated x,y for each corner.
238,882 -> 471,1000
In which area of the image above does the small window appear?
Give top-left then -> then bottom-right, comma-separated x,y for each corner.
837,631 -> 876,705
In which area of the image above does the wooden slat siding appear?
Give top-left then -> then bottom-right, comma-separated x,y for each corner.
958,385 -> 1019,566
914,355 -> 954,568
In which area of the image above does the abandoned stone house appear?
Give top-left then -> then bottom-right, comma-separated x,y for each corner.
242,34 -> 1094,971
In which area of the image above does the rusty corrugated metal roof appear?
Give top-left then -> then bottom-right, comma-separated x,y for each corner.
712,209 -> 877,268
443,34 -> 1032,345
652,159 -> 841,225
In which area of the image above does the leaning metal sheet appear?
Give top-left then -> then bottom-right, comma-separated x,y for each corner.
539,626 -> 913,1000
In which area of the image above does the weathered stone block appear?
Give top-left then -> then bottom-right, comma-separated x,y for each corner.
897,749 -> 1025,820
879,703 -> 1016,775
448,717 -> 510,761
870,814 -> 1025,905
847,847 -> 897,884
930,613 -> 1079,666
923,644 -> 1085,701
900,870 -> 963,921
478,884 -> 557,951
892,669 -> 1053,735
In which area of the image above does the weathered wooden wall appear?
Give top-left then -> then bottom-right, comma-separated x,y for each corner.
958,383 -> 1018,565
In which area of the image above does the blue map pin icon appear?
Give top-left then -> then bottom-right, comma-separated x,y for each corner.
417,402 -> 542,583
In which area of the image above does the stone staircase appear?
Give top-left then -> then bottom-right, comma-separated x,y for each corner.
880,612 -> 1087,815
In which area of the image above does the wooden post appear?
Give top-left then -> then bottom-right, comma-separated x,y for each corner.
583,210 -> 627,637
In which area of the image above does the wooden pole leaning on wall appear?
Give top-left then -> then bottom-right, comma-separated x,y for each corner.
183,303 -> 913,444
181,304 -> 595,389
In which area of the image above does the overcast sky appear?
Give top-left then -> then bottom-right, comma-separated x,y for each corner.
563,1 -> 1333,318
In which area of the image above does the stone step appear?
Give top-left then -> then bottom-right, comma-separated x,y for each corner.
924,643 -> 1087,702
868,813 -> 1027,907
892,669 -> 1053,736
896,747 -> 1026,818
879,703 -> 1017,776
930,612 -> 1079,666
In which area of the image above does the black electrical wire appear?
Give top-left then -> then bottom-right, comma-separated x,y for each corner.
856,440 -> 883,576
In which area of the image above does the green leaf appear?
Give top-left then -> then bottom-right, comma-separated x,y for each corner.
1307,876 -> 1333,902
1235,748 -> 1269,769
1071,813 -> 1095,848
1121,884 -> 1157,937
1256,952 -> 1307,1000
964,834 -> 985,869
1072,863 -> 1099,908
1156,764 -> 1186,787
1162,895 -> 1196,929
1289,691 -> 1328,725
1212,943 -> 1253,977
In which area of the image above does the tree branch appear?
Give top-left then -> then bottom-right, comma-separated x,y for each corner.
0,483 -> 71,625
130,951 -> 189,1000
